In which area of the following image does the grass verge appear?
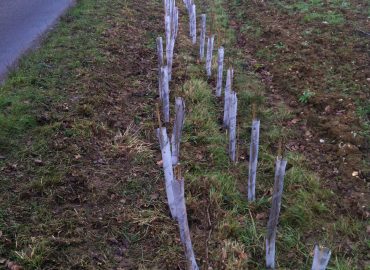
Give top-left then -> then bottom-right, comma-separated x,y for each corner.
0,0 -> 368,269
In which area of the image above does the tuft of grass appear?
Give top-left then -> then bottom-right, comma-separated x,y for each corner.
298,90 -> 315,104
304,11 -> 345,24
276,0 -> 348,24
14,239 -> 53,269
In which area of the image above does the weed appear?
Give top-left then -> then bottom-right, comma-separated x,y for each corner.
256,48 -> 276,62
299,90 -> 315,104
273,41 -> 285,49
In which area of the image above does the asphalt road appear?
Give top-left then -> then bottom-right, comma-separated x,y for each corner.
0,0 -> 74,81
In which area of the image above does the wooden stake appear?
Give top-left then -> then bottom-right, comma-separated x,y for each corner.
236,125 -> 240,163
217,27 -> 221,48
210,6 -> 215,35
277,138 -> 283,159
252,103 -> 257,120
156,102 -> 162,128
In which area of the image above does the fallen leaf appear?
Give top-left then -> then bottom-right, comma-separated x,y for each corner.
6,261 -> 23,270
238,252 -> 248,260
156,160 -> 163,166
120,199 -> 126,204
196,153 -> 203,160
256,213 -> 267,220
305,130 -> 312,138
291,118 -> 300,124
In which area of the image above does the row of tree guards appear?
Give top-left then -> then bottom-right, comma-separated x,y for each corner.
155,0 -> 332,269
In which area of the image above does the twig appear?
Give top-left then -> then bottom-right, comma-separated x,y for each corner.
277,138 -> 282,159
236,125 -> 240,163
252,103 -> 257,120
156,103 -> 162,128
356,29 -> 370,37
205,202 -> 212,269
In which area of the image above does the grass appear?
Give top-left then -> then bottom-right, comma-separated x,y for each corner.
0,0 -> 143,268
231,0 -> 370,137
276,0 -> 349,24
188,1 -> 370,269
299,90 -> 315,104
0,1 -> 108,153
225,0 -> 369,268
0,0 -> 368,268
170,0 -> 355,268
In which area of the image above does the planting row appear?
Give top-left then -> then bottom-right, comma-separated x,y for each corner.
155,0 -> 331,269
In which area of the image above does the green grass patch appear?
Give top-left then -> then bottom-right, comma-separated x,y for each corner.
0,0 -> 108,153
0,0 -> 125,268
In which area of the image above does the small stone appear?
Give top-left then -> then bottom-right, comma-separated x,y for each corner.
352,171 -> 359,177
291,118 -> 300,124
319,139 -> 325,143
256,212 -> 267,220
34,159 -> 43,165
114,256 -> 123,262
289,100 -> 298,108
